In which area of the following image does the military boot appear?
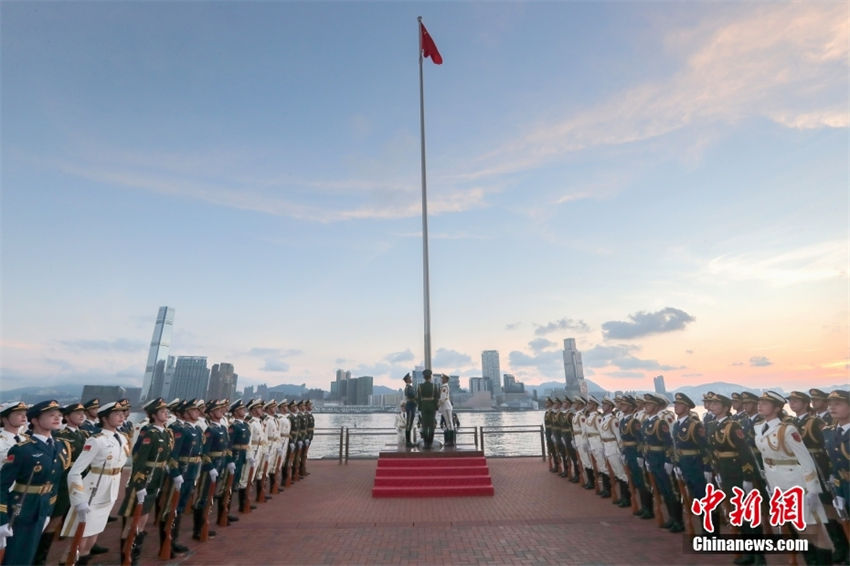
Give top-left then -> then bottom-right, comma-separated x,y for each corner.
639,489 -> 654,519
31,531 -> 53,565
599,473 -> 611,498
583,468 -> 595,490
172,513 -> 189,554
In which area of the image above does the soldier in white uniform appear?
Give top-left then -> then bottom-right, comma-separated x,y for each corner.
438,374 -> 455,447
600,396 -> 629,505
246,400 -> 267,497
585,396 -> 609,497
263,401 -> 281,491
572,397 -> 595,490
277,401 -> 291,465
0,402 -> 28,466
755,390 -> 832,565
61,402 -> 130,565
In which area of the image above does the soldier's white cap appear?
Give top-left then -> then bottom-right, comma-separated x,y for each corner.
759,391 -> 786,406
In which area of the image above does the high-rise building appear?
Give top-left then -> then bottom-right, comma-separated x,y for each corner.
81,385 -> 127,405
161,356 -> 176,399
168,356 -> 210,401
208,363 -> 238,400
481,350 -> 501,397
355,376 -> 373,405
653,375 -> 666,394
412,366 -> 425,389
503,373 -> 525,394
469,377 -> 487,395
141,306 -> 175,401
563,338 -> 586,399
448,375 -> 461,395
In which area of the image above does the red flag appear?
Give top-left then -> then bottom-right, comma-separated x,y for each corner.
420,22 -> 442,65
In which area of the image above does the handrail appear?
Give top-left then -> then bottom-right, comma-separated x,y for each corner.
324,425 -> 545,462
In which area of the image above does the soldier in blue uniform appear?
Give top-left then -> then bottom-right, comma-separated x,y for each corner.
193,399 -> 230,541
0,400 -> 70,566
738,392 -> 764,470
671,392 -> 709,531
34,402 -> 90,564
228,400 -> 251,516
640,393 -> 684,533
403,374 -> 417,448
301,400 -> 315,477
171,400 -> 203,553
823,390 -> 849,563
619,395 -> 653,517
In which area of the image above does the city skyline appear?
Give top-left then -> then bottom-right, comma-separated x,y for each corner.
2,3 -> 847,394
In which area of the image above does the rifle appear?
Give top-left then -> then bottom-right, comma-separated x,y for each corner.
217,469 -> 234,527
646,466 -> 665,528
299,441 -> 308,477
0,464 -> 37,564
65,464 -> 107,565
673,468 -> 695,536
241,461 -> 255,513
257,458 -> 268,502
158,480 -> 180,560
123,446 -> 164,566
270,447 -> 282,494
590,453 -> 602,494
199,473 -> 217,542
605,458 -> 619,502
283,445 -> 293,488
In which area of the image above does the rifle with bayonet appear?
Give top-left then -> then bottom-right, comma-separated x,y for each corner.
123,445 -> 164,566
0,465 -> 37,564
65,463 -> 107,565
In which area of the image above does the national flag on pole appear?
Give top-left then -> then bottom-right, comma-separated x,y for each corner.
420,21 -> 443,64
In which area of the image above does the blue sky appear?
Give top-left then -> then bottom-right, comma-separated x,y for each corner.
2,1 -> 847,394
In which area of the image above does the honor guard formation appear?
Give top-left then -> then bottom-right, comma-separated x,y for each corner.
0,396 -> 316,566
543,389 -> 850,566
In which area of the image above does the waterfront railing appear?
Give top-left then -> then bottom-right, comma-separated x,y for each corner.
311,425 -> 548,463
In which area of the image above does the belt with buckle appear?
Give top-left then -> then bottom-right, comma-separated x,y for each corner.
13,482 -> 54,494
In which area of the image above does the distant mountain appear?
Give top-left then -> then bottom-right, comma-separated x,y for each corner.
526,379 -> 608,397
373,385 -> 398,395
0,384 -> 85,404
267,384 -> 308,395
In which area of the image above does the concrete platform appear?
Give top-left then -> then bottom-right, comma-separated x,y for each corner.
44,457 -> 732,565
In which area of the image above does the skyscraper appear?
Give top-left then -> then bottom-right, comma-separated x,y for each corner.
208,363 -> 238,400
653,375 -> 666,395
481,350 -> 501,396
168,356 -> 210,401
563,338 -> 586,399
142,306 -> 175,401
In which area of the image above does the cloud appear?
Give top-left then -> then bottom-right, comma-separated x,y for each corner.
750,356 -> 773,367
534,318 -> 590,336
44,358 -> 75,372
385,350 -> 415,363
602,307 -> 695,340
59,338 -> 146,352
683,373 -> 703,378
731,361 -> 745,367
433,348 -> 473,368
246,347 -> 302,357
505,322 -> 522,331
606,371 -> 645,379
703,240 -> 848,286
528,338 -> 556,352
583,344 -> 684,372
508,350 -> 564,377
686,350 -> 694,355
458,4 -> 848,180
261,360 -> 290,372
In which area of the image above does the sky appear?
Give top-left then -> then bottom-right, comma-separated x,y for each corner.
1,1 -> 848,395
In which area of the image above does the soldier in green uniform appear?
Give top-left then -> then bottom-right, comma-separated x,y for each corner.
0,400 -> 70,566
705,392 -> 764,565
403,375 -> 418,448
118,397 -> 173,564
417,370 -> 438,449
301,400 -> 315,477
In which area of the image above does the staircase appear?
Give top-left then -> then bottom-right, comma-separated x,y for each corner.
372,450 -> 495,498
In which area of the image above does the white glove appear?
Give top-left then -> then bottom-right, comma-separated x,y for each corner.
645,460 -> 651,472
833,496 -> 846,512
716,474 -> 722,486
173,475 -> 184,490
619,454 -> 626,466
209,469 -> 219,482
226,462 -> 236,474
704,471 -> 713,483
742,481 -> 753,493
571,440 -> 576,449
637,457 -> 644,468
673,466 -> 682,479
136,488 -> 147,503
0,538 -> 5,550
248,456 -> 256,467
0,523 -> 13,538
664,463 -> 673,475
74,502 -> 90,522
305,439 -> 310,447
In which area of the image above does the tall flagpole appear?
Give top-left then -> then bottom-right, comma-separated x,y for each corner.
417,16 -> 432,371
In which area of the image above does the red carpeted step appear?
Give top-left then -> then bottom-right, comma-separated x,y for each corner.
375,465 -> 488,477
374,475 -> 492,487
377,457 -> 486,468
372,484 -> 495,498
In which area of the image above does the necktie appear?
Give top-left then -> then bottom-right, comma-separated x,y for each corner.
761,424 -> 768,434
46,437 -> 53,445
114,433 -> 122,444
13,434 -> 20,443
